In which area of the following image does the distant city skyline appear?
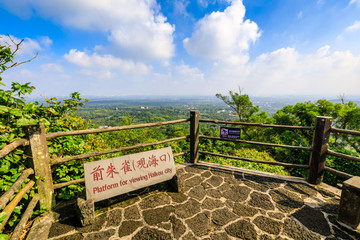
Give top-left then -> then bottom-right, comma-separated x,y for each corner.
1,0 -> 360,98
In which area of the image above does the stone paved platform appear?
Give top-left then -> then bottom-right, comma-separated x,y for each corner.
46,163 -> 360,240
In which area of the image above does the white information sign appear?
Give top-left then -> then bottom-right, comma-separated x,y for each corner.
84,147 -> 176,202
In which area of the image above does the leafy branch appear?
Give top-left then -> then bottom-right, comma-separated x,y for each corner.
0,34 -> 38,76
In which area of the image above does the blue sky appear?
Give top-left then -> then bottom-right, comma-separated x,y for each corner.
0,0 -> 360,98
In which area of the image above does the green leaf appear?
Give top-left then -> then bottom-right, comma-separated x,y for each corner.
59,176 -> 71,182
9,108 -> 22,117
13,206 -> 22,214
0,212 -> 8,222
39,118 -> 50,125
0,234 -> 9,240
23,193 -> 28,200
48,107 -> 58,115
0,162 -> 10,174
11,154 -> 21,163
0,105 -> 8,114
17,117 -> 37,126
23,103 -> 36,112
13,149 -> 24,155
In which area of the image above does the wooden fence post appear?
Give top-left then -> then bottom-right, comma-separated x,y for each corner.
190,110 -> 199,164
23,124 -> 54,210
307,116 -> 332,185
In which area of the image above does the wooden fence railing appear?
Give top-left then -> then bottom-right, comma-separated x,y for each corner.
189,111 -> 359,185
0,110 -> 359,237
0,118 -> 189,237
0,166 -> 38,240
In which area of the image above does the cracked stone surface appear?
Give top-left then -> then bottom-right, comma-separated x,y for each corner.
248,192 -> 275,210
47,163 -> 360,240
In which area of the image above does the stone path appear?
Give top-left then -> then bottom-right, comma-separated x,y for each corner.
46,163 -> 360,240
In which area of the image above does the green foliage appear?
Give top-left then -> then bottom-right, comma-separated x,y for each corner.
0,42 -> 14,82
0,80 -> 90,232
216,88 -> 273,141
216,89 -> 259,122
273,99 -> 360,153
272,99 -> 360,181
216,88 -> 359,184
0,234 -> 8,240
324,148 -> 360,186
0,38 -> 91,234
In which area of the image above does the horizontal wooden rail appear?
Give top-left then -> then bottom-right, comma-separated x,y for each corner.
46,119 -> 190,140
200,135 -> 312,151
53,178 -> 85,189
0,138 -> 29,158
10,194 -> 40,240
0,168 -> 34,210
327,150 -> 360,163
199,119 -> 313,130
0,180 -> 35,232
174,151 -> 189,157
324,167 -> 353,179
331,127 -> 360,137
51,136 -> 188,165
199,150 -> 309,169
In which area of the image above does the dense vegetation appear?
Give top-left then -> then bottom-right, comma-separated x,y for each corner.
1,37 -> 359,238
75,90 -> 359,185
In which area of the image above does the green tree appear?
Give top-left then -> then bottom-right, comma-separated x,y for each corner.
0,35 -> 38,79
272,98 -> 360,184
0,36 -> 90,235
216,88 -> 272,140
273,99 -> 360,154
216,87 -> 259,122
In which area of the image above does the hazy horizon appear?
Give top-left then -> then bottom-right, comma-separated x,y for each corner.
28,93 -> 360,104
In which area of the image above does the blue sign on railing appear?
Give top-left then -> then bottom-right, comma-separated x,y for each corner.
220,126 -> 241,139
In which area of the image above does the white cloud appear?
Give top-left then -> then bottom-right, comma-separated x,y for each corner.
183,0 -> 260,61
108,14 -> 174,61
1,0 -> 174,62
350,0 -> 360,7
173,63 -> 204,83
64,49 -> 151,75
239,46 -> 360,95
41,63 -> 64,73
197,0 -> 210,8
0,0 -> 34,19
0,34 -> 51,57
297,11 -> 303,19
336,20 -> 360,42
174,0 -> 190,16
316,45 -> 330,57
191,45 -> 360,96
345,20 -> 360,32
39,36 -> 53,48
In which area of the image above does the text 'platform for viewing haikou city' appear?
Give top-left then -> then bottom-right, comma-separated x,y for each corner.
84,147 -> 176,202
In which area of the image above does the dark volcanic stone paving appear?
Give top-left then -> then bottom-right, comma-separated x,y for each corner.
48,163 -> 358,239
132,227 -> 172,240
225,220 -> 257,239
143,205 -> 174,225
248,192 -> 275,210
186,212 -> 212,237
253,216 -> 283,235
105,208 -> 123,227
211,208 -> 237,226
188,185 -> 206,201
292,206 -> 331,236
